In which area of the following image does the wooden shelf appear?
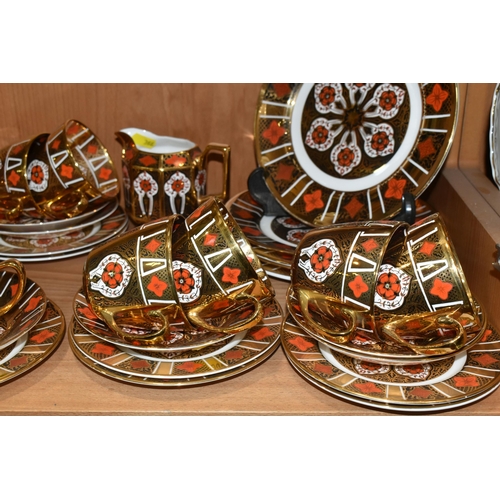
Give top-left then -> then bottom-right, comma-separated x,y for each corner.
1,83 -> 500,415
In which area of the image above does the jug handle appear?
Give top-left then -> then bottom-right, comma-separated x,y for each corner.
197,143 -> 230,204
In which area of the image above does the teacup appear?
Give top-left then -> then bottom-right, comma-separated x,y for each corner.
29,120 -> 119,219
0,134 -> 48,221
116,128 -> 230,224
290,220 -> 409,344
373,213 -> 482,355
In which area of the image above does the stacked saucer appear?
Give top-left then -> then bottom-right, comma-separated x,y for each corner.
69,197 -> 283,387
0,119 -> 128,261
0,260 -> 65,385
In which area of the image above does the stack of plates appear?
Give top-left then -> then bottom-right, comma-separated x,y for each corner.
227,191 -> 434,281
0,199 -> 129,262
0,269 -> 65,385
69,290 -> 283,387
280,296 -> 500,412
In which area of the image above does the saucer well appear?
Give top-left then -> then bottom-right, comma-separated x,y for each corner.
0,299 -> 65,384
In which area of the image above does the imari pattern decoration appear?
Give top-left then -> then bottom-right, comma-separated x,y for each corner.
89,253 -> 133,298
298,238 -> 342,283
27,159 -> 49,192
281,312 -> 500,410
374,263 -> 411,311
172,260 -> 202,303
165,171 -> 191,215
133,171 -> 158,216
255,83 -> 458,226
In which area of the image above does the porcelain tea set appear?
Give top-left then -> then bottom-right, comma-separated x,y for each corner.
1,82 -> 498,411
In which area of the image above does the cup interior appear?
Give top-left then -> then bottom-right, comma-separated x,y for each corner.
120,128 -> 196,154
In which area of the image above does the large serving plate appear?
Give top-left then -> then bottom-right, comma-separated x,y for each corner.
255,83 -> 458,226
489,83 -> 500,190
281,313 -> 500,411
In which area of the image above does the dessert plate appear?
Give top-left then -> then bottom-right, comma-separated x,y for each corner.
0,299 -> 65,384
286,287 -> 486,366
281,313 -> 500,409
73,290 -> 282,353
70,299 -> 282,384
0,275 -> 47,350
0,198 -> 113,232
255,83 -> 458,226
0,205 -> 128,260
489,83 -> 500,189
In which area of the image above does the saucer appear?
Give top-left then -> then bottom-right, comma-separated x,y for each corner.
286,287 -> 487,365
0,205 -> 128,261
69,298 -> 282,385
0,299 -> 65,384
489,83 -> 500,190
0,275 -> 47,350
255,83 -> 458,226
281,312 -> 500,410
261,262 -> 291,281
0,333 -> 28,365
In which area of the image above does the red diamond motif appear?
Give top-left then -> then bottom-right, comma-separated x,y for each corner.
145,238 -> 161,253
139,155 -> 157,167
344,196 -> 363,219
203,233 -> 218,247
409,387 -> 434,399
7,170 -> 20,186
314,363 -> 333,375
473,353 -> 498,366
418,137 -> 436,159
419,241 -> 436,256
361,238 -> 378,253
275,163 -> 294,181
225,350 -> 244,360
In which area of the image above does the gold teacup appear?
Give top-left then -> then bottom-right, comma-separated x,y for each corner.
29,120 -> 119,219
116,128 -> 230,224
0,259 -> 27,316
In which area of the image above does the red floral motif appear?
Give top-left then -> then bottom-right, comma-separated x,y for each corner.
371,131 -> 390,152
147,275 -> 168,297
8,170 -> 20,186
376,271 -> 401,301
173,268 -> 196,295
87,143 -> 98,155
336,147 -> 356,167
102,262 -> 123,289
171,178 -> 185,192
60,164 -> 73,179
318,85 -> 336,106
385,178 -> 406,199
379,90 -> 398,111
30,164 -> 45,184
481,329 -> 493,342
408,387 -> 434,399
98,167 -> 112,181
9,356 -> 28,368
25,296 -> 43,312
429,278 -> 453,300
51,139 -> 61,150
418,137 -> 437,159
311,124 -> 330,146
400,364 -> 425,375
31,329 -> 55,343
359,361 -> 383,371
225,350 -> 244,360
140,178 -> 153,192
310,245 -> 333,273
349,275 -> 369,298
453,375 -> 480,388
177,361 -> 203,373
262,120 -> 286,146
426,84 -> 449,112
221,266 -> 241,284
472,353 -> 498,366
303,189 -> 324,212
289,336 -> 314,351
165,154 -> 186,166
353,382 -> 383,394
251,327 -> 274,341
130,359 -> 150,369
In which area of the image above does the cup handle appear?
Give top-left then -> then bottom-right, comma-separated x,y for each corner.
296,287 -> 359,344
0,196 -> 22,221
186,284 -> 263,334
196,143 -> 230,204
42,190 -> 89,219
99,305 -> 174,342
381,307 -> 467,355
0,259 -> 27,315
